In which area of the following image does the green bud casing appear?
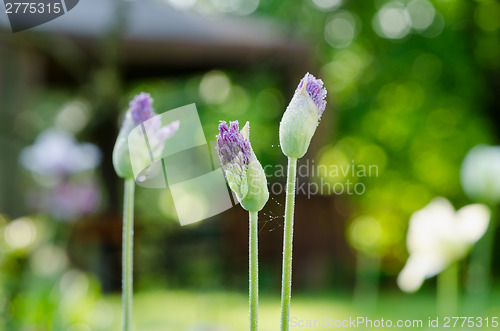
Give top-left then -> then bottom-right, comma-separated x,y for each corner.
279,73 -> 327,159
240,153 -> 269,212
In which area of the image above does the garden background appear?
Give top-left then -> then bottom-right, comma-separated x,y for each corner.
1,0 -> 500,329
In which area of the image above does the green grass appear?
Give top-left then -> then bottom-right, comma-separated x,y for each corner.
93,288 -> 500,330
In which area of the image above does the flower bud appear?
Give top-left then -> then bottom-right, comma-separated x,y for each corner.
113,93 -> 155,178
216,121 -> 269,212
279,73 -> 327,159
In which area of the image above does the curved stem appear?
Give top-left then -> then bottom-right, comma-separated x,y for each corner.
280,157 -> 297,331
122,178 -> 135,331
249,210 -> 259,331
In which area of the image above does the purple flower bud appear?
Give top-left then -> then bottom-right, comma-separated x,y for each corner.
216,120 -> 268,211
216,120 -> 252,167
296,73 -> 327,115
130,92 -> 154,124
279,72 -> 328,158
114,92 -> 163,179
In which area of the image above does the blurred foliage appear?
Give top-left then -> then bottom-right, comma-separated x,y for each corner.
100,288 -> 500,331
4,0 -> 500,294
256,0 -> 499,269
0,214 -> 110,330
127,0 -> 500,278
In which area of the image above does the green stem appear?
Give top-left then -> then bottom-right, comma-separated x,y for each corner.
280,157 -> 297,331
122,178 -> 135,331
353,253 -> 380,314
465,207 -> 496,313
249,210 -> 259,331
437,262 -> 458,316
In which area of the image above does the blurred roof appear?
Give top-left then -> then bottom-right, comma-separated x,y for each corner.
0,0 -> 308,74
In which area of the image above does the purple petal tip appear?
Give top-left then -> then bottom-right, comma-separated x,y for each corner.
130,92 -> 154,124
297,73 -> 327,114
216,120 -> 251,166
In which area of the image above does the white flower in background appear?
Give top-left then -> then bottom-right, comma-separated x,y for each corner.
461,144 -> 500,204
397,198 -> 490,293
20,129 -> 101,178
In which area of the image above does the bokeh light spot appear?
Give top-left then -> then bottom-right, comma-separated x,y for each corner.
4,217 -> 36,250
420,11 -> 445,38
316,144 -> 350,185
474,1 -> 500,32
56,100 -> 91,134
348,216 -> 383,255
60,270 -> 90,306
373,2 -> 411,39
312,0 -> 342,11
235,0 -> 259,15
200,71 -> 231,105
30,244 -> 68,276
212,0 -> 242,13
324,11 -> 359,48
167,0 -> 197,11
407,0 -> 435,31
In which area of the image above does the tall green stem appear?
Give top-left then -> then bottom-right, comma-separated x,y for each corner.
465,207 -> 496,313
122,178 -> 135,331
249,210 -> 259,331
353,253 -> 380,314
437,262 -> 458,316
280,157 -> 297,331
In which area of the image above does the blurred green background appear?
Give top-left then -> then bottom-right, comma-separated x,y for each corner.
0,0 -> 500,329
